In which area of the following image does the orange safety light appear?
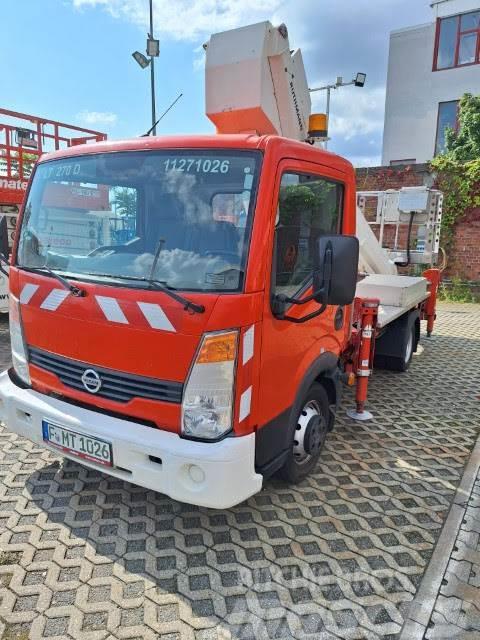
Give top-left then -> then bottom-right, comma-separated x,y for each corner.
308,113 -> 328,139
346,372 -> 356,386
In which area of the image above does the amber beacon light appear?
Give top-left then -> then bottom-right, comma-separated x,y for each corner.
308,113 -> 328,139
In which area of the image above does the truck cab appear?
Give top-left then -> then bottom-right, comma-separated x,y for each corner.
0,134 -> 359,508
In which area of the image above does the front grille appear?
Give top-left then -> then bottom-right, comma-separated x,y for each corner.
29,347 -> 183,404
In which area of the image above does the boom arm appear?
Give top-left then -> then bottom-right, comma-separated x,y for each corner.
205,21 -> 311,141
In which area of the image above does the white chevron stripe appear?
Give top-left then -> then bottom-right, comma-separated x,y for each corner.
137,302 -> 175,332
239,386 -> 252,422
40,289 -> 69,311
20,283 -> 39,304
95,296 -> 128,324
243,325 -> 254,365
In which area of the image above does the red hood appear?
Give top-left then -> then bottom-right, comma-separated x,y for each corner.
11,268 -> 262,432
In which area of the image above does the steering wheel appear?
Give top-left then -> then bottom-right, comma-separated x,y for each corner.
87,244 -> 124,256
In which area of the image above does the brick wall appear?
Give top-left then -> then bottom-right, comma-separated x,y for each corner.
355,163 -> 480,282
448,210 -> 480,281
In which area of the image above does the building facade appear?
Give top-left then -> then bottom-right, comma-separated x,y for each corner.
382,0 -> 480,165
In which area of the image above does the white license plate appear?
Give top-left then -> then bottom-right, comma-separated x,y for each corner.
42,420 -> 113,467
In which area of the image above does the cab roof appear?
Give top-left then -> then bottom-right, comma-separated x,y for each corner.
38,133 -> 354,174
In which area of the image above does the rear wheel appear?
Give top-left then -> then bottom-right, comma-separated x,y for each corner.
278,383 -> 330,483
375,319 -> 415,372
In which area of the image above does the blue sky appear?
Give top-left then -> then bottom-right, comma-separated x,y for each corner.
1,0 -> 432,166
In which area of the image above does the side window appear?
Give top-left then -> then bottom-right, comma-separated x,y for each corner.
273,172 -> 343,298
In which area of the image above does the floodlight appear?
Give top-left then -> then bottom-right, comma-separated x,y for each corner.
147,37 -> 160,57
354,72 -> 367,87
132,51 -> 150,69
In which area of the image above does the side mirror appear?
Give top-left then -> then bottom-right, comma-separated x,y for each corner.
313,235 -> 359,306
0,216 -> 9,259
0,216 -> 10,276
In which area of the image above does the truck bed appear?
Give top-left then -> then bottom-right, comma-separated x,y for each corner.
356,274 -> 429,329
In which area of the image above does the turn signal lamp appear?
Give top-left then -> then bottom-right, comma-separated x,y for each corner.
10,295 -> 30,385
197,332 -> 237,363
182,331 -> 238,440
308,113 -> 328,139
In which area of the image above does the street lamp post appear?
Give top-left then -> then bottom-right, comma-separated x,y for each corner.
148,0 -> 156,135
310,72 -> 366,148
132,0 -> 160,135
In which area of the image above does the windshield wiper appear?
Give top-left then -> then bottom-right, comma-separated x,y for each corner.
81,271 -> 205,314
148,238 -> 205,314
20,265 -> 86,298
147,278 -> 205,314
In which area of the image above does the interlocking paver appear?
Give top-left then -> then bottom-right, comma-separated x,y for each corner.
0,303 -> 479,639
426,460 -> 480,640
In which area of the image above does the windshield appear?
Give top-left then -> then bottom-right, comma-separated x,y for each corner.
17,150 -> 261,292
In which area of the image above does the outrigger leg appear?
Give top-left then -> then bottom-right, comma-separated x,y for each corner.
347,298 -> 379,422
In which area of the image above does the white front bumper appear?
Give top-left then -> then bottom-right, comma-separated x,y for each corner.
0,370 -> 262,509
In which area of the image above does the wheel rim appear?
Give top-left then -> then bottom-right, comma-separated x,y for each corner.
405,330 -> 413,364
293,400 -> 324,465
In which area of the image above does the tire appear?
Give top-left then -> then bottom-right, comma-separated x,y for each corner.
277,383 -> 330,484
377,320 -> 415,372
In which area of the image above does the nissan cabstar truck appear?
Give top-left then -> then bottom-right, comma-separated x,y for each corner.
0,22 -> 440,508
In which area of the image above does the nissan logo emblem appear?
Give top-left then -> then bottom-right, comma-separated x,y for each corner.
81,369 -> 102,394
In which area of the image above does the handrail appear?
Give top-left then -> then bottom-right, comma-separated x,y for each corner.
0,107 -> 107,183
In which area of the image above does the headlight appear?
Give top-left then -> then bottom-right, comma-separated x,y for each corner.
182,330 -> 238,440
9,295 -> 30,385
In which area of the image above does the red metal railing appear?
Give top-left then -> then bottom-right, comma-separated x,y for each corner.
0,108 -> 107,186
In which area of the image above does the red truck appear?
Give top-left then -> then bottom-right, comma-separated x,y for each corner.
0,22 -> 440,508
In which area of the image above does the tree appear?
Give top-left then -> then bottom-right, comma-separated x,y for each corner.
112,188 -> 137,217
443,93 -> 480,163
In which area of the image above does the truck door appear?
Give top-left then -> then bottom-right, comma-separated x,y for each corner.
256,158 -> 351,468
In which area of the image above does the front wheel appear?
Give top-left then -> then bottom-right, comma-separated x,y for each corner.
277,383 -> 330,484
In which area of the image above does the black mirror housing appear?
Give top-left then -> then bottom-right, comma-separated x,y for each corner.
313,234 -> 359,306
0,216 -> 9,260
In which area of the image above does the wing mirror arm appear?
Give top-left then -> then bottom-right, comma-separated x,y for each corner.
272,246 -> 333,323
280,302 -> 328,324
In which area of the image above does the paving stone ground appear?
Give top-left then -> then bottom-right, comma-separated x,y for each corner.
0,302 -> 479,640
426,467 -> 480,639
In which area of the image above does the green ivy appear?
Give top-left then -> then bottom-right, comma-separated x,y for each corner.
430,155 -> 480,248
430,93 -> 480,250
438,277 -> 478,303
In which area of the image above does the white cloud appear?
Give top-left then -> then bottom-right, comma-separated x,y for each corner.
347,154 -> 382,168
73,0 -> 279,41
71,0 -> 433,165
311,86 -> 386,141
76,110 -> 118,126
